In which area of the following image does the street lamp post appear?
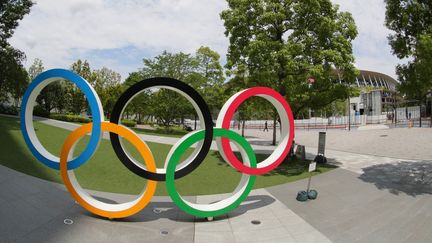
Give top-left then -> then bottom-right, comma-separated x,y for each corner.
307,77 -> 315,130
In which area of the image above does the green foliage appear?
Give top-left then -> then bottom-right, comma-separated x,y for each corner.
124,47 -> 226,128
66,60 -> 91,114
0,0 -> 33,103
220,0 -> 359,115
33,105 -> 50,118
0,46 -> 29,104
151,89 -> 191,127
120,119 -> 136,128
28,58 -> 44,80
92,67 -> 122,115
64,60 -> 122,116
123,71 -> 152,123
0,0 -> 33,45
0,104 -> 18,115
29,59 -> 66,114
192,46 -> 226,115
49,113 -> 91,123
221,0 -> 358,144
124,53 -> 198,127
385,0 -> 432,101
385,0 -> 432,59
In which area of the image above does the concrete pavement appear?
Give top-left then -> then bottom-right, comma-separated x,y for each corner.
36,117 -> 430,175
0,165 -> 331,243
2,115 -> 432,242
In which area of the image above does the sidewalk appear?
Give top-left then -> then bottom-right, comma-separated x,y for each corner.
3,115 -> 432,242
0,165 -> 330,243
36,117 -> 426,174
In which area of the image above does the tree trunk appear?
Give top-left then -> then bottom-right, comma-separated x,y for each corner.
241,120 -> 245,137
272,108 -> 277,146
420,103 -> 422,127
194,114 -> 197,130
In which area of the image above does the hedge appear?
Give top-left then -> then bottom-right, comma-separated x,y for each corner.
49,114 -> 91,123
121,119 -> 136,127
33,105 -> 50,118
0,104 -> 18,116
41,113 -> 137,127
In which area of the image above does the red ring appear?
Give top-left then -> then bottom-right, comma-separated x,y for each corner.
220,87 -> 295,175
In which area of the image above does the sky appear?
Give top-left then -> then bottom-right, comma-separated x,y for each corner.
9,0 -> 403,81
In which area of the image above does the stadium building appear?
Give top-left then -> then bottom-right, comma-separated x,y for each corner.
340,70 -> 399,117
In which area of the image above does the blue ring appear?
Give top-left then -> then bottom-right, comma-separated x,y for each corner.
20,69 -> 103,170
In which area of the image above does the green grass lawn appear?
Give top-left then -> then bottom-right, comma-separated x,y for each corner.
0,115 -> 336,196
69,120 -> 188,138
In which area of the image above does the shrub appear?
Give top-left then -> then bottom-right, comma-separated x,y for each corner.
183,125 -> 193,132
0,104 -> 18,115
121,119 -> 136,127
50,113 -> 91,123
33,105 -> 50,117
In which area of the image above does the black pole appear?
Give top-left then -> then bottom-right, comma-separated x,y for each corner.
420,103 -> 422,128
430,96 -> 432,127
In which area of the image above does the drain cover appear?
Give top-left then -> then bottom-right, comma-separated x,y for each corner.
251,220 -> 261,225
160,229 -> 169,236
64,219 -> 74,225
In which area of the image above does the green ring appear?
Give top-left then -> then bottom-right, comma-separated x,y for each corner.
166,128 -> 257,218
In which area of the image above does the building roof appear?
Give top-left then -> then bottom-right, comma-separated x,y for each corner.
353,70 -> 398,91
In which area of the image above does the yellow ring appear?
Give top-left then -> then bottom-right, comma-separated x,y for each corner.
60,122 -> 157,218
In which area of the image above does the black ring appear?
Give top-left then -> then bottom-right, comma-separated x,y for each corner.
110,77 -> 213,181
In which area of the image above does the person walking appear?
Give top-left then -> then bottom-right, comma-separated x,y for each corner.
263,121 -> 269,132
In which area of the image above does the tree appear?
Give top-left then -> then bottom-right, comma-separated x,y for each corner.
221,0 -> 358,144
67,60 -> 93,114
122,71 -> 152,122
150,89 -> 187,128
30,58 -> 50,113
187,46 -> 226,128
0,0 -> 33,103
0,46 -> 28,105
28,58 -> 44,81
385,1 -> 432,107
193,46 -> 226,115
138,51 -> 199,128
141,51 -> 196,80
29,58 -> 62,114
93,67 -> 122,116
126,48 -> 226,129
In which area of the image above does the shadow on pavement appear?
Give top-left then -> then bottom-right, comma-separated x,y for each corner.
359,160 -> 432,197
87,194 -> 275,223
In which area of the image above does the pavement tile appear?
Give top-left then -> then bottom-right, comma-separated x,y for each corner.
195,220 -> 232,232
232,226 -> 291,242
194,231 -> 236,243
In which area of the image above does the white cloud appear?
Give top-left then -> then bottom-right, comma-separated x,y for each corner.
331,0 -> 403,79
10,0 -> 229,79
9,0 -> 402,81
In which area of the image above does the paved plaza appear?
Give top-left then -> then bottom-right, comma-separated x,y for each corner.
1,117 -> 432,242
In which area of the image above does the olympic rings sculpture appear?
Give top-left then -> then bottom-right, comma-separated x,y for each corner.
20,69 -> 295,219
